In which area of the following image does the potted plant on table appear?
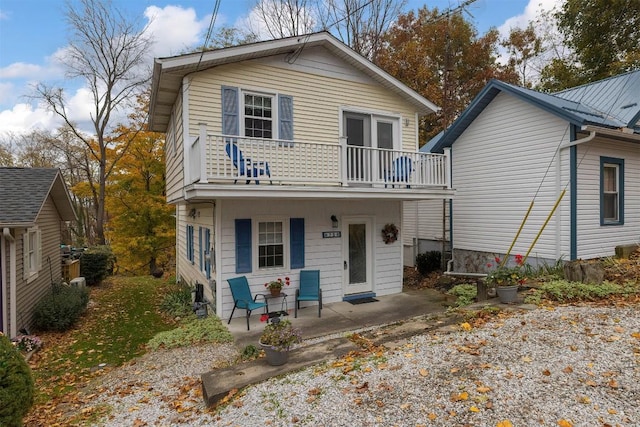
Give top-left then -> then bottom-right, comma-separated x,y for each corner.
265,277 -> 290,296
486,254 -> 527,303
259,317 -> 302,366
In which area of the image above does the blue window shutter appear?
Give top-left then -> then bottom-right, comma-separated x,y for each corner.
205,228 -> 211,279
235,219 -> 252,273
185,225 -> 189,260
222,86 -> 239,136
199,227 -> 203,270
290,218 -> 304,269
186,225 -> 194,264
279,94 -> 293,141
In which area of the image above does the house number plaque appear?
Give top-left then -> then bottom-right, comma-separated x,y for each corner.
322,231 -> 341,238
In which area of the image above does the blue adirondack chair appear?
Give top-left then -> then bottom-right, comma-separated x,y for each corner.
385,156 -> 412,188
295,270 -> 322,318
225,142 -> 272,184
227,276 -> 267,330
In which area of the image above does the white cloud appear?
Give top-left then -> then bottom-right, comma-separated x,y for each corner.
144,5 -> 208,57
0,62 -> 45,79
0,9 -> 8,20
497,0 -> 563,36
0,103 -> 57,135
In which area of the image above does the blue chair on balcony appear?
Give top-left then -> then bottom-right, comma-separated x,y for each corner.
385,156 -> 413,188
227,276 -> 267,330
295,270 -> 322,318
225,142 -> 272,184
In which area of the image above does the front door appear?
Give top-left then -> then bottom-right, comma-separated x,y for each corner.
343,217 -> 373,295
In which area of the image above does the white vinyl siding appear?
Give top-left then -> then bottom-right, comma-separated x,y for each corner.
165,90 -> 184,203
186,49 -> 419,152
15,196 -> 64,333
218,199 -> 402,320
175,203 -> 216,291
575,137 -> 639,259
402,200 -> 450,245
451,92 -> 571,262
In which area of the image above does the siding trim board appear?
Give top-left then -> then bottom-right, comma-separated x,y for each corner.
570,127 -> 577,261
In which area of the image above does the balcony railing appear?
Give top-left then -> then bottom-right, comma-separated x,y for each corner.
189,126 -> 450,189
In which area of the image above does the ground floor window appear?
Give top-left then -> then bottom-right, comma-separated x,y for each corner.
600,157 -> 624,225
258,221 -> 284,268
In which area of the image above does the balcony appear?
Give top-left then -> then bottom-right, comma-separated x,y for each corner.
186,126 -> 451,199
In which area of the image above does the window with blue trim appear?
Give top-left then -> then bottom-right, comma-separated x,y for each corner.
600,157 -> 624,225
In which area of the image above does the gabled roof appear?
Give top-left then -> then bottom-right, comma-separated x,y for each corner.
149,31 -> 439,132
0,167 -> 76,227
432,70 -> 640,153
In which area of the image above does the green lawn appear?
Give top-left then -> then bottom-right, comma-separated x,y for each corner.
31,275 -> 177,401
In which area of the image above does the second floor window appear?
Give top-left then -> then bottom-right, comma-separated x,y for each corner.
244,93 -> 273,139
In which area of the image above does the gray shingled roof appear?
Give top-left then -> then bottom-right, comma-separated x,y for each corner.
432,70 -> 640,152
0,167 -> 76,226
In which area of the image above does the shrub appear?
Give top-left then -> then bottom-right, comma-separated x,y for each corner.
0,333 -> 35,426
80,245 -> 115,285
447,284 -> 477,307
524,279 -> 637,304
416,251 -> 442,276
160,281 -> 194,318
32,284 -> 89,332
147,315 -> 233,350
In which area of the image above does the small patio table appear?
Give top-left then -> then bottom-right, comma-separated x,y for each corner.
263,292 -> 288,320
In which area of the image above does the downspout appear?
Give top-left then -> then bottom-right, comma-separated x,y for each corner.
559,129 -> 596,261
1,231 -> 6,334
3,228 -> 16,337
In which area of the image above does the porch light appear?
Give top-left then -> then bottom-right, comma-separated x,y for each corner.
331,215 -> 339,228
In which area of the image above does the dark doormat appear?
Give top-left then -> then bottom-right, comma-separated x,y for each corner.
347,297 -> 379,305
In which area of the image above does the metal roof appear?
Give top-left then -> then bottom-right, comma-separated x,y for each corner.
0,167 -> 76,227
148,31 -> 440,132
432,70 -> 640,153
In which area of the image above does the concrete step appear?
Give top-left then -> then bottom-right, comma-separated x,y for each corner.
201,337 -> 358,407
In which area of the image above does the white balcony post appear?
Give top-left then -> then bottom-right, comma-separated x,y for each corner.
339,137 -> 348,186
199,123 -> 208,183
444,147 -> 452,189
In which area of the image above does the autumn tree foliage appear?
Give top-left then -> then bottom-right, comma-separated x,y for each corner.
105,94 -> 175,276
539,0 -> 640,91
375,6 -> 518,140
35,0 -> 152,245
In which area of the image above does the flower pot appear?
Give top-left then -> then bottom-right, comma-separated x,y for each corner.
496,285 -> 519,303
259,341 -> 289,366
269,288 -> 282,297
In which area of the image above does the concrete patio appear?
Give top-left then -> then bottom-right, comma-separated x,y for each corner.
202,288 -> 460,406
224,288 -> 454,349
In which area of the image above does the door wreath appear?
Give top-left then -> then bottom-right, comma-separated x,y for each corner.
381,223 -> 399,244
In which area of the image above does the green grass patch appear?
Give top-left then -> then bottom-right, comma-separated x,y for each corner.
147,315 -> 233,350
447,284 -> 477,307
524,279 -> 639,304
32,276 -> 177,401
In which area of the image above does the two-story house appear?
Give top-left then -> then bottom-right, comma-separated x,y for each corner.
149,32 -> 453,323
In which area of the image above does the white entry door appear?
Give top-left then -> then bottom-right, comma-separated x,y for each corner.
343,217 -> 373,295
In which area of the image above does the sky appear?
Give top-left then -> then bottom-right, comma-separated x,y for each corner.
0,0 -> 562,137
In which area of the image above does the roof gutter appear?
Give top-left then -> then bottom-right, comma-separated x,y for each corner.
559,130 -> 596,150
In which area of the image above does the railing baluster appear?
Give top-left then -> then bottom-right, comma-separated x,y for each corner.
193,133 -> 450,188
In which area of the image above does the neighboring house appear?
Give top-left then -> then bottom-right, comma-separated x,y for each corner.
148,32 -> 453,321
0,167 -> 76,337
429,70 -> 640,273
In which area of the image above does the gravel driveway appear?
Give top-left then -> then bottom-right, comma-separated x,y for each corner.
87,304 -> 640,426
